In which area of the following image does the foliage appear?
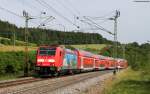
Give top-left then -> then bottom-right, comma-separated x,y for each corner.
0,51 -> 36,75
0,46 -> 37,52
103,42 -> 150,94
100,42 -> 150,71
0,20 -> 112,45
0,37 -> 37,46
104,68 -> 150,94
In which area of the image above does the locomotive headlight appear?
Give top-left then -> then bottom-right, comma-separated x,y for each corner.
48,59 -> 55,62
37,59 -> 44,62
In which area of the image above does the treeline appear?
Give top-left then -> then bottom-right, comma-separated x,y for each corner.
124,42 -> 150,70
0,20 -> 112,45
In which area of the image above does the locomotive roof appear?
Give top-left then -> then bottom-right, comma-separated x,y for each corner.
65,49 -> 75,54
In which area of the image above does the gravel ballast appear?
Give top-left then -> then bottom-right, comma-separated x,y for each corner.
0,71 -> 113,94
49,72 -> 113,94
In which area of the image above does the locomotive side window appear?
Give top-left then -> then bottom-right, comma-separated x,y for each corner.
39,47 -> 56,56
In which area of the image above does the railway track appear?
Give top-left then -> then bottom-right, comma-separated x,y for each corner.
0,77 -> 44,88
1,70 -> 112,94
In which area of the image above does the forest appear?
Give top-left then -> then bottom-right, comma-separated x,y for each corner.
0,20 -> 112,45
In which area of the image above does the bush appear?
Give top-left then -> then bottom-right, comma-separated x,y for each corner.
5,65 -> 15,73
0,51 -> 36,75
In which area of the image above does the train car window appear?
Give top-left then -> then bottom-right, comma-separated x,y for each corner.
39,47 -> 56,56
60,51 -> 62,56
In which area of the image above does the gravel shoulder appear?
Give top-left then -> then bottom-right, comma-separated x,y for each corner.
50,72 -> 113,94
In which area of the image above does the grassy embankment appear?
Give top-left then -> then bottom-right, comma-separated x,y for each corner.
0,44 -> 106,52
0,37 -> 37,46
103,67 -> 150,94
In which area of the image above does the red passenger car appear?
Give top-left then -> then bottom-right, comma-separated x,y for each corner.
104,57 -> 116,69
99,55 -> 108,70
93,55 -> 107,70
93,55 -> 100,70
116,59 -> 128,69
75,50 -> 95,71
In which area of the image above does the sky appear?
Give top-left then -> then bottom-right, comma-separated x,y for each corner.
0,0 -> 150,44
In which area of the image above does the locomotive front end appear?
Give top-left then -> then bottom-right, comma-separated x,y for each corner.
36,47 -> 56,67
35,46 -> 63,76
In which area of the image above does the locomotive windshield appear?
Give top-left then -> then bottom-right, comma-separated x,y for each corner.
39,47 -> 56,56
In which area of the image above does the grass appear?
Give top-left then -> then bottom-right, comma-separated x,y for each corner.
71,44 -> 107,50
0,44 -> 106,52
70,44 -> 107,54
104,68 -> 150,94
0,45 -> 37,52
0,72 -> 24,81
0,37 -> 37,46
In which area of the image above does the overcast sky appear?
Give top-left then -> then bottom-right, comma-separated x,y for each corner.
0,0 -> 150,44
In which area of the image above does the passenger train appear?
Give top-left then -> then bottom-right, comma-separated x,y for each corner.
35,45 -> 128,76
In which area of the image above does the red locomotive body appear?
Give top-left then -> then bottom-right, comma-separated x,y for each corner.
36,46 -> 64,75
36,45 -> 79,75
36,46 -> 63,67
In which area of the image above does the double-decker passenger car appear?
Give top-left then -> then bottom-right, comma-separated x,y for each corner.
75,49 -> 95,71
116,59 -> 128,69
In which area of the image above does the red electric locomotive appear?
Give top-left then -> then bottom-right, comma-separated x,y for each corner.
36,46 -> 63,75
36,45 -> 78,76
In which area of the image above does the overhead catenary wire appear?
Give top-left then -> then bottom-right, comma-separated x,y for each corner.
65,0 -> 81,15
54,0 -> 78,17
83,17 -> 114,35
0,5 -> 46,27
76,11 -> 115,32
37,16 -> 55,28
0,5 -> 23,18
16,0 -> 41,13
17,0 -> 53,24
85,11 -> 115,20
35,0 -> 79,28
78,20 -> 104,34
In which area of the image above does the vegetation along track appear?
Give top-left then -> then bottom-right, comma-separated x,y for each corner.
0,77 -> 44,88
5,70 -> 112,94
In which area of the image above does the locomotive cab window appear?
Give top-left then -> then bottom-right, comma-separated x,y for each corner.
39,47 -> 56,56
